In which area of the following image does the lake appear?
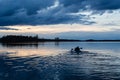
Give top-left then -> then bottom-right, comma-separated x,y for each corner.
0,42 -> 120,80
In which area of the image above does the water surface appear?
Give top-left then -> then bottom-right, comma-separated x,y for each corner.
0,42 -> 120,80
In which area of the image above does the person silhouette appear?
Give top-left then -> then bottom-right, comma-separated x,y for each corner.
74,46 -> 81,54
71,48 -> 74,54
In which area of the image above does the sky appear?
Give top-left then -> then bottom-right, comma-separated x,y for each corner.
0,0 -> 120,39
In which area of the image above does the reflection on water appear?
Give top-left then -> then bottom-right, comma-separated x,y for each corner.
0,42 -> 66,57
0,42 -> 120,80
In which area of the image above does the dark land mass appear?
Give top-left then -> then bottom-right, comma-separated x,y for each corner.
0,35 -> 80,43
83,39 -> 120,42
0,35 -> 120,43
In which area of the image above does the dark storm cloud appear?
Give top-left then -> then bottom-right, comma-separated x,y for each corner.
60,0 -> 120,11
0,0 -> 55,16
87,0 -> 120,10
0,0 -> 119,26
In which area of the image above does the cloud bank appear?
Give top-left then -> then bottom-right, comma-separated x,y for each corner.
0,26 -> 18,30
0,0 -> 120,26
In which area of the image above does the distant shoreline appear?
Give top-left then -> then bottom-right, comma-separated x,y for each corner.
0,35 -> 80,43
81,40 -> 120,42
0,35 -> 120,43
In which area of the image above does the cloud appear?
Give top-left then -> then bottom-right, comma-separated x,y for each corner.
0,26 -> 18,30
0,0 -> 55,16
60,0 -> 120,11
0,0 -> 120,26
87,0 -> 120,10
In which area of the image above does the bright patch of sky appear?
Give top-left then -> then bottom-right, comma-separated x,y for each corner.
69,9 -> 120,27
91,10 -> 120,26
0,24 -> 117,34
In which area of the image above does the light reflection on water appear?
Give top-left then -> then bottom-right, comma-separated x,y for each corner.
0,42 -> 67,57
0,42 -> 120,57
0,42 -> 120,80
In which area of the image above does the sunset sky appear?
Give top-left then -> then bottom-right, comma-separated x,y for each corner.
0,0 -> 120,39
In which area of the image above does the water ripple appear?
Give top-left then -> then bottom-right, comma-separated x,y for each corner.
1,51 -> 120,80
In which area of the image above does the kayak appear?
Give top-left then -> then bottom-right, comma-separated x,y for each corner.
70,50 -> 89,54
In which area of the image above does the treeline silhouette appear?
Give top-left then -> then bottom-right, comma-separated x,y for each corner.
0,35 -> 120,43
0,35 -> 39,43
0,35 -> 80,43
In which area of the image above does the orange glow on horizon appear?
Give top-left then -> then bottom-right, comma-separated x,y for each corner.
0,24 -> 117,35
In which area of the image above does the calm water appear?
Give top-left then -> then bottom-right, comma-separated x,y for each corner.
0,42 -> 120,80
